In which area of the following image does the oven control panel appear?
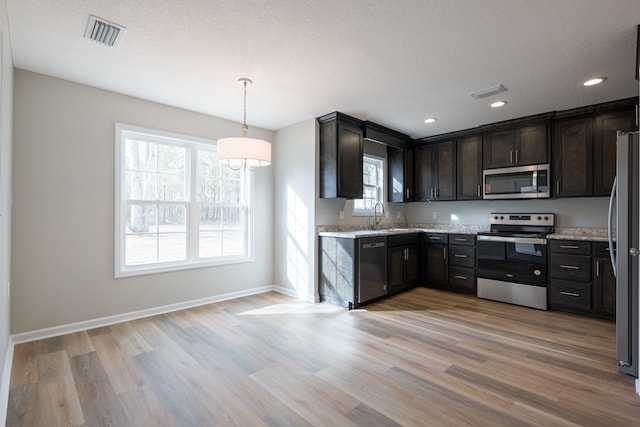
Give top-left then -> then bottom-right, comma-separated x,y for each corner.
489,213 -> 554,227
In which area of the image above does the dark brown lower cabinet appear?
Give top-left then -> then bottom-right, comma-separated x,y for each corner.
388,234 -> 420,295
422,233 -> 448,288
592,242 -> 616,320
446,234 -> 476,295
548,239 -> 616,320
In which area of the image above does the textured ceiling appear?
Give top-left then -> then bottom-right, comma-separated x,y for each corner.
6,0 -> 640,138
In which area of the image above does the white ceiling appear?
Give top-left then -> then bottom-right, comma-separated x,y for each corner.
6,0 -> 640,138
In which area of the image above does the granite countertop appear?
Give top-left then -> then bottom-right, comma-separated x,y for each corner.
546,228 -> 613,242
319,224 -> 614,242
318,224 -> 489,239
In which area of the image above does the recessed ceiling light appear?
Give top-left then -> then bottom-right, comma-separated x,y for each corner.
490,101 -> 507,108
424,117 -> 437,124
583,77 -> 607,86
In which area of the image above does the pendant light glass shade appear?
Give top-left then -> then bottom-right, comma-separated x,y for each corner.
218,78 -> 271,171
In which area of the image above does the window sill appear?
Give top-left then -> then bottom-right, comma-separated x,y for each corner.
115,256 -> 254,279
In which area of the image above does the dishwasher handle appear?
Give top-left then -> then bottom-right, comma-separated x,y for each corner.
362,242 -> 385,249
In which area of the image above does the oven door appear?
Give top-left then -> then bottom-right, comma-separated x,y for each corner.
476,235 -> 547,286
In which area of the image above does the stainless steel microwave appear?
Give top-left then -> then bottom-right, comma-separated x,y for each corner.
483,164 -> 550,199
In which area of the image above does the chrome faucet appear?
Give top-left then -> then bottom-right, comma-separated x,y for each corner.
373,202 -> 384,229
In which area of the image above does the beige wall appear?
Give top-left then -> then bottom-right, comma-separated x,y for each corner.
11,70 -> 275,333
273,118 -> 317,301
0,0 -> 13,418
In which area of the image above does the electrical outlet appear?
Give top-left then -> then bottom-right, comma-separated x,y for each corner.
432,211 -> 438,220
339,210 -> 344,220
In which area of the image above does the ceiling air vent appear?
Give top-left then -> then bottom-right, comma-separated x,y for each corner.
470,84 -> 507,100
84,15 -> 126,47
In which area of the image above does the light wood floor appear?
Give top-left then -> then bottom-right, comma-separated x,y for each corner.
7,288 -> 640,426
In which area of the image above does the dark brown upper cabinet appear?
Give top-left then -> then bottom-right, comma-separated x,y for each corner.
388,147 -> 414,203
456,134 -> 483,200
483,122 -> 548,169
553,99 -> 638,198
553,116 -> 593,197
362,121 -> 412,203
318,112 -> 363,199
414,141 -> 455,201
593,108 -> 638,196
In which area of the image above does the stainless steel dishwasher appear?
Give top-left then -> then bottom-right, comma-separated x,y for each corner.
358,236 -> 388,304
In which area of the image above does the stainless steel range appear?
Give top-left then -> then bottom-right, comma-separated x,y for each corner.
476,213 -> 554,310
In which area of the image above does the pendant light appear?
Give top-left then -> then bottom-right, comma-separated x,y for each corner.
218,78 -> 271,171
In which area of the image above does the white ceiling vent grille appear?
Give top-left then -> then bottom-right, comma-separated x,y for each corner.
469,84 -> 507,100
84,15 -> 126,47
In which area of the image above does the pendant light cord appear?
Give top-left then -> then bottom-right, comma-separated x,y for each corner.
242,80 -> 249,138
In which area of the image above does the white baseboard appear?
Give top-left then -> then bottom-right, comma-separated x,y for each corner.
0,336 -> 14,427
271,285 -> 318,303
636,378 -> 640,396
12,285 -> 291,344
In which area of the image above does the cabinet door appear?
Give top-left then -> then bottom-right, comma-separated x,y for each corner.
337,121 -> 364,199
388,247 -> 406,294
483,130 -> 514,169
514,124 -> 547,165
425,244 -> 448,288
405,149 -> 414,202
553,117 -> 593,197
414,145 -> 436,201
593,109 -> 637,196
387,147 -> 405,203
593,256 -> 616,319
456,135 -> 483,200
435,141 -> 456,200
405,244 -> 420,286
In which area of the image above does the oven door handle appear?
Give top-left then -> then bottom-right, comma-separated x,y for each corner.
477,235 -> 547,245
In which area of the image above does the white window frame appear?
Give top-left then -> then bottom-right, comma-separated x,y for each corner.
353,154 -> 385,216
115,123 -> 253,278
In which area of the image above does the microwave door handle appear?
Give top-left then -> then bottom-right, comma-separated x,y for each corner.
532,170 -> 537,192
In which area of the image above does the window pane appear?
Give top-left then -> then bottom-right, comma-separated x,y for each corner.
125,171 -> 158,200
158,173 -> 185,201
199,206 -> 244,257
158,144 -> 185,174
125,139 -> 157,172
126,204 -> 158,265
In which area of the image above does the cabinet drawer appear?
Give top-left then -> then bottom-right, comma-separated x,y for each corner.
549,240 -> 591,255
448,234 -> 476,246
448,245 -> 475,268
448,267 -> 476,294
592,241 -> 615,258
549,280 -> 592,310
388,233 -> 420,247
550,254 -> 591,282
423,233 -> 448,244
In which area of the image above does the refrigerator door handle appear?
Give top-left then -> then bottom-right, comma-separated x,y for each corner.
608,176 -> 617,277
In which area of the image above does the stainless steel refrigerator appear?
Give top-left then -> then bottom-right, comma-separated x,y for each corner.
608,131 -> 640,377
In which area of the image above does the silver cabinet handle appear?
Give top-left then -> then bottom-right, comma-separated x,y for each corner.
560,265 -> 580,270
596,259 -> 600,277
506,273 -> 514,278
454,254 -> 468,258
435,188 -> 439,198
443,247 -> 446,259
429,236 -> 441,240
510,150 -> 513,164
454,238 -> 468,242
477,185 -> 481,198
560,245 -> 580,249
454,275 -> 468,280
560,291 -> 580,297
515,150 -> 519,164
556,180 -> 560,194
406,188 -> 410,199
